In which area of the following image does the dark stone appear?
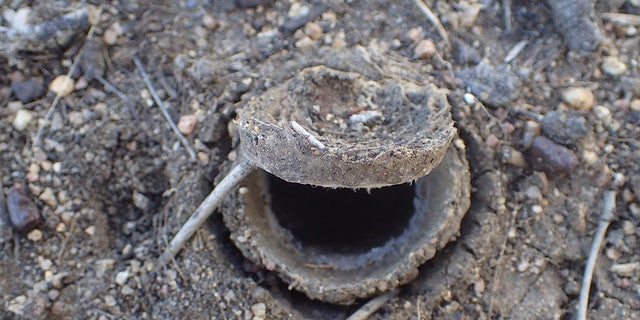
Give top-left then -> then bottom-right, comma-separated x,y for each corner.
527,136 -> 579,175
11,80 -> 45,103
7,184 -> 42,233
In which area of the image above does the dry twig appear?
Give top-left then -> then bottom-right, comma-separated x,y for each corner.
133,56 -> 197,160
503,0 -> 512,34
157,158 -> 255,268
346,289 -> 398,320
412,0 -> 450,48
577,191 -> 617,320
601,13 -> 640,26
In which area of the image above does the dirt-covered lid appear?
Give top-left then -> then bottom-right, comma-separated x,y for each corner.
237,64 -> 455,188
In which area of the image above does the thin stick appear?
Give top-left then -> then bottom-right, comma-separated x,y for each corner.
412,0 -> 450,48
503,40 -> 528,63
33,24 -> 96,147
503,0 -> 512,34
601,13 -> 640,26
346,289 -> 398,320
157,158 -> 255,268
133,56 -> 197,160
577,191 -> 617,320
94,74 -> 134,104
290,121 -> 326,150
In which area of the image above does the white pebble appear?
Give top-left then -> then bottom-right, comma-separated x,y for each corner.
39,258 -> 53,271
561,87 -> 594,110
251,302 -> 267,318
463,93 -> 477,104
349,110 -> 382,124
27,229 -> 43,241
602,56 -> 627,76
39,187 -> 57,207
414,39 -> 436,59
104,295 -> 117,308
115,270 -> 130,286
49,75 -> 75,96
288,3 -> 310,20
12,109 -> 33,131
592,105 -> 611,120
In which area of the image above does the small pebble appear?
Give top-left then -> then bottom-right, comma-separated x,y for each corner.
68,111 -> 84,127
11,80 -> 44,103
407,27 -> 423,42
48,289 -> 60,301
304,22 -> 322,40
177,115 -> 198,135
531,205 -> 543,214
502,146 -> 526,167
49,75 -> 75,97
414,39 -> 436,59
27,229 -> 43,241
463,93 -> 476,104
610,262 -> 638,277
7,184 -> 42,233
251,303 -> 267,318
39,258 -> 53,271
202,14 -> 218,29
524,185 -> 542,200
115,270 -> 130,286
104,295 -> 117,308
581,149 -> 599,166
39,187 -> 57,207
601,56 -> 627,76
12,109 -> 33,131
288,3 -> 309,20
560,87 -> 594,110
517,260 -> 529,272
622,220 -> 635,236
295,36 -> 314,48
121,285 -> 134,296
132,190 -> 152,211
592,105 -> 611,120
84,226 -> 96,236
521,120 -> 541,149
541,111 -> 589,145
527,136 -> 579,175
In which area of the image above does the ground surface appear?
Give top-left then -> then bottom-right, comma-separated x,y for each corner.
1,1 -> 640,319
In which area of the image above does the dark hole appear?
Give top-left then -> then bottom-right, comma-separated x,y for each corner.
267,173 -> 416,254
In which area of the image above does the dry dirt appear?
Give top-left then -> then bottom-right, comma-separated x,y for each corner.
1,1 -> 640,319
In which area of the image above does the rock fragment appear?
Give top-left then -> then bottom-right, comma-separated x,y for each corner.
456,61 -> 522,106
601,56 -> 626,76
49,75 -> 75,97
527,136 -> 579,175
11,80 -> 45,103
7,184 -> 42,233
560,87 -> 594,110
414,39 -> 436,59
541,111 -> 590,145
12,109 -> 33,131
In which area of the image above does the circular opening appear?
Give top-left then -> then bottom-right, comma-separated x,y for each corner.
267,173 -> 416,254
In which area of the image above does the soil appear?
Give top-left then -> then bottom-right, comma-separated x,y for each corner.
1,1 -> 640,319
